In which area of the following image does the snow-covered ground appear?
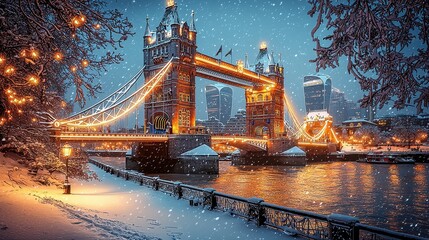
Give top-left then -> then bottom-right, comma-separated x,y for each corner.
0,153 -> 296,239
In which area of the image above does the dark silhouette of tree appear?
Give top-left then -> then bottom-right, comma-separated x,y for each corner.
0,0 -> 133,125
0,0 -> 133,179
308,0 -> 429,114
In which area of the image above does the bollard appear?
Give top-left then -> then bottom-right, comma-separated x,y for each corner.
153,177 -> 159,190
174,182 -> 182,199
328,214 -> 359,240
247,198 -> 265,226
203,188 -> 216,210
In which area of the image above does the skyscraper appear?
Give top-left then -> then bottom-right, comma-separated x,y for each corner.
303,74 -> 332,113
205,84 -> 233,124
329,87 -> 348,124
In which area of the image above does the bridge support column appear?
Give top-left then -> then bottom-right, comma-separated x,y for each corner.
245,80 -> 284,139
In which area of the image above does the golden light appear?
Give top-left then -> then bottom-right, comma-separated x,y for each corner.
81,59 -> 89,67
18,109 -> 23,114
30,49 -> 39,59
54,52 -> 63,61
70,66 -> 77,72
61,101 -> 67,108
4,66 -> 15,75
237,60 -> 244,73
93,23 -> 101,30
62,144 -> 73,157
20,49 -> 27,57
260,41 -> 267,50
32,118 -> 37,122
28,75 -> 39,85
0,55 -> 5,64
71,14 -> 86,28
167,0 -> 175,7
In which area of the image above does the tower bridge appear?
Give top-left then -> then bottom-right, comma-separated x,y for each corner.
50,0 -> 339,164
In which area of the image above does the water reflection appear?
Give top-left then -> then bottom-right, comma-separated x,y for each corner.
155,162 -> 429,237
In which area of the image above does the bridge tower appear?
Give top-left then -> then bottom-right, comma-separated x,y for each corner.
143,0 -> 197,134
246,43 -> 285,138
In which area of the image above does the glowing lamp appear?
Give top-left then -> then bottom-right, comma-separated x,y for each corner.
70,66 -> 77,72
167,0 -> 175,7
94,24 -> 101,30
62,144 -> 72,157
0,55 -> 5,64
260,42 -> 267,50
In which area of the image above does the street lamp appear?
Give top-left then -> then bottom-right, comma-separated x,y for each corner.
62,144 -> 72,194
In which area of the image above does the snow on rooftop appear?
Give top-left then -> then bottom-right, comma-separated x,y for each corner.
280,146 -> 306,156
180,144 -> 218,156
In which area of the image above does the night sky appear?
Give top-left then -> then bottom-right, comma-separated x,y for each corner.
71,0 -> 422,124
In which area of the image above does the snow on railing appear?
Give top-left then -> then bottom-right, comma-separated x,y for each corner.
88,158 -> 426,240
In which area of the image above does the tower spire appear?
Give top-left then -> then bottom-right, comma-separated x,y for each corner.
190,10 -> 197,32
244,53 -> 249,69
144,16 -> 151,37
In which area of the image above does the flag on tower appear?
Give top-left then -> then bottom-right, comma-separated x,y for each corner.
215,45 -> 223,56
225,48 -> 232,57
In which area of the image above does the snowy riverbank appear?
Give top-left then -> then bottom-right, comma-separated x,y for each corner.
0,153 -> 292,239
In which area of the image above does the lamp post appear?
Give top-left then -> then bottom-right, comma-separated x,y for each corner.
62,144 -> 72,194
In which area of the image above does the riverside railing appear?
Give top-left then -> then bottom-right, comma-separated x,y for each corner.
88,158 -> 427,240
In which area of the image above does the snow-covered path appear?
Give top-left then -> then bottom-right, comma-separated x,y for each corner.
40,164 -> 294,240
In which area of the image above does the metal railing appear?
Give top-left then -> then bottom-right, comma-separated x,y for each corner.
88,159 -> 427,240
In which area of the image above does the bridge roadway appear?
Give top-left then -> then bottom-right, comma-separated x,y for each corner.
53,132 -> 268,151
195,52 -> 276,88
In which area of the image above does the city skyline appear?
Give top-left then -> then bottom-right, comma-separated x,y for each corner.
70,0 -> 426,124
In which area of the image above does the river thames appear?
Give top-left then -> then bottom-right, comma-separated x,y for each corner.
157,161 -> 429,238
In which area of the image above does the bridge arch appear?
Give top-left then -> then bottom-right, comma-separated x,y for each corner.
254,125 -> 269,138
147,112 -> 171,134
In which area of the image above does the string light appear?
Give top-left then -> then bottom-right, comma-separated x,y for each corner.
81,59 -> 89,67
70,66 -> 77,72
4,65 -> 15,75
30,49 -> 39,59
93,23 -> 101,30
20,49 -> 27,58
54,52 -> 63,61
28,75 -> 39,85
71,14 -> 86,28
0,55 -> 5,64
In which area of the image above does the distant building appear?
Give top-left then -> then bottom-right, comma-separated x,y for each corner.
196,117 -> 224,134
223,109 -> 246,135
205,84 -> 233,125
329,87 -> 348,124
303,74 -> 332,113
374,114 -> 429,131
342,119 -> 378,136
